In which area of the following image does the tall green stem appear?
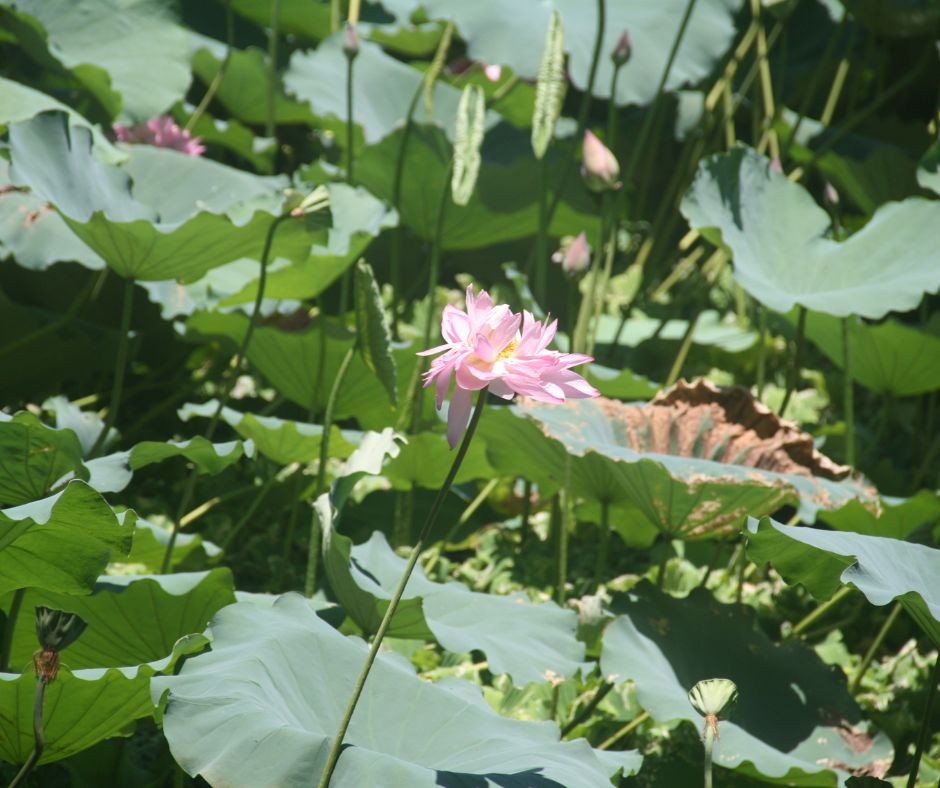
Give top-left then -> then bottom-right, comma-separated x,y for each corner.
317,391 -> 488,788
756,305 -> 768,398
533,155 -> 550,305
850,602 -> 901,694
266,0 -> 281,139
703,724 -> 716,788
594,499 -> 611,585
779,306 -> 806,417
186,0 -> 234,133
556,456 -> 573,605
345,49 -> 356,183
305,344 -> 356,596
789,585 -> 853,638
665,309 -> 701,387
0,588 -> 24,672
8,677 -> 45,788
842,317 -> 855,467
907,652 -> 940,788
89,276 -> 135,458
160,214 -> 288,574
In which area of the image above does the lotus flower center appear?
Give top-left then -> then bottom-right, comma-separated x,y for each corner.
497,340 -> 518,360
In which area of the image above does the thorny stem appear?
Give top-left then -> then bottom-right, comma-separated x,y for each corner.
305,345 -> 356,596
8,677 -> 45,788
89,276 -> 135,458
316,391 -> 488,788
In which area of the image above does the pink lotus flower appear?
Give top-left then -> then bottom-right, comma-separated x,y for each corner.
483,64 -> 503,82
419,287 -> 599,447
114,116 -> 205,157
581,130 -> 620,192
552,232 -> 592,276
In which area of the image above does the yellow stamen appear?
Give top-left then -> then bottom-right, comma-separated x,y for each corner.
497,340 -> 518,360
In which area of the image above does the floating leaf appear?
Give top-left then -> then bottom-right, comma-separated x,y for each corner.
601,583 -> 892,784
747,517 -> 940,647
353,260 -> 398,405
127,436 -> 254,475
681,145 -> 940,318
451,84 -> 486,206
0,481 -> 133,597
531,10 -> 566,159
120,518 -> 222,573
819,490 -> 940,541
153,594 -> 632,786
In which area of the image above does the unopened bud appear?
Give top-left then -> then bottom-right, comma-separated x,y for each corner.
823,181 -> 839,206
612,30 -> 632,66
769,157 -> 783,174
343,22 -> 359,58
581,130 -> 621,191
552,232 -> 592,276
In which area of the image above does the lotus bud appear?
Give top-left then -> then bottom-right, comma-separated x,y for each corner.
611,30 -> 632,66
552,232 -> 592,276
343,21 -> 359,59
688,678 -> 738,741
581,130 -> 620,191
483,64 -> 502,82
451,84 -> 486,206
289,184 -> 331,218
823,181 -> 839,207
769,156 -> 783,174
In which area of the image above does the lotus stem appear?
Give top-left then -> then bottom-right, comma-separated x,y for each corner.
9,677 -> 45,788
533,154 -> 550,305
317,391 -> 488,788
186,0 -> 234,133
665,309 -> 700,387
778,306 -> 806,417
220,470 -> 283,553
749,0 -> 779,161
556,456 -> 573,605
561,679 -> 613,737
598,709 -> 650,750
89,275 -> 135,458
266,0 -> 281,139
842,317 -> 856,467
595,499 -> 611,585
703,723 -> 716,788
425,476 -> 500,574
0,588 -> 24,672
850,602 -> 902,694
789,585 -> 854,638
755,306 -> 768,398
306,343 -> 356,597
907,651 -> 940,788
345,43 -> 356,184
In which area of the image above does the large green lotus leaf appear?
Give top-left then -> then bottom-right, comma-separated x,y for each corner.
0,481 -> 133,597
2,570 -> 234,672
600,583 -> 891,785
324,511 -> 588,684
0,410 -> 88,506
218,183 -> 398,306
792,310 -> 940,396
127,436 -> 255,475
590,309 -> 758,353
355,123 -> 600,250
585,364 -> 659,400
747,517 -> 940,647
9,0 -> 190,120
918,138 -> 940,195
818,490 -> 940,541
0,636 -> 204,766
384,432 -> 495,489
185,311 -> 419,426
153,594 -> 635,786
178,400 -> 360,466
377,0 -> 741,107
191,46 -> 318,127
681,145 -> 940,318
8,112 -> 311,281
120,517 -> 222,573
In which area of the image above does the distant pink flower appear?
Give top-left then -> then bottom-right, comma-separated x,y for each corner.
483,64 -> 502,82
769,157 -> 783,173
114,116 -> 205,157
419,286 -> 599,447
611,30 -> 632,66
552,232 -> 592,276
581,130 -> 620,192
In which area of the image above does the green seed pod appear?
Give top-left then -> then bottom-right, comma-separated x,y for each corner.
688,678 -> 738,720
451,84 -> 486,206
531,10 -> 566,160
423,21 -> 455,117
35,606 -> 87,652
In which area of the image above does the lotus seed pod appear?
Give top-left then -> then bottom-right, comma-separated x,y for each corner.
531,10 -> 566,160
688,678 -> 738,720
552,232 -> 592,276
35,606 -> 87,652
581,130 -> 621,191
612,30 -> 632,66
451,84 -> 486,206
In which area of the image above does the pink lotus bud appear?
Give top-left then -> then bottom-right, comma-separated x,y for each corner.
113,116 -> 204,157
552,232 -> 592,276
823,181 -> 839,206
769,157 -> 783,173
612,30 -> 632,66
483,64 -> 502,82
343,22 -> 359,58
581,130 -> 620,192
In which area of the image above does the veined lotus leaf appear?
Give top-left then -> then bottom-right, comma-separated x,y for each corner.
0,481 -> 133,597
185,311 -> 422,428
355,123 -> 600,250
323,514 -> 588,684
681,145 -> 940,318
791,310 -> 940,396
818,490 -> 940,541
375,0 -> 742,107
0,635 -> 205,766
506,380 -> 875,538
747,517 -> 940,647
0,409 -> 88,506
1,570 -> 235,672
8,112 -> 315,282
601,583 -> 892,785
591,310 -> 757,353
6,0 -> 191,120
152,594 -> 635,786
178,400 -> 360,466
